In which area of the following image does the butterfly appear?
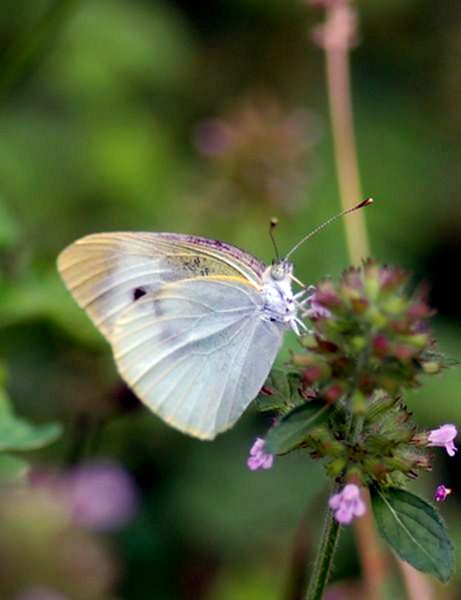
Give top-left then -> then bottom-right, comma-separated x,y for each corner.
57,200 -> 371,440
57,232 -> 309,440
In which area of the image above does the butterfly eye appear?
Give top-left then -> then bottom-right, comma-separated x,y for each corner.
270,263 -> 285,281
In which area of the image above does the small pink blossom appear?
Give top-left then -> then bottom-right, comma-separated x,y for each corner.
247,438 -> 274,471
304,288 -> 332,320
435,484 -> 452,503
428,424 -> 458,457
329,484 -> 366,525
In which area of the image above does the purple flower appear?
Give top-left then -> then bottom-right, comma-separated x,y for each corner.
329,483 -> 366,525
428,424 -> 458,457
67,462 -> 138,530
304,288 -> 332,320
14,588 -> 69,600
435,484 -> 452,503
193,119 -> 232,157
31,461 -> 138,531
247,438 -> 274,471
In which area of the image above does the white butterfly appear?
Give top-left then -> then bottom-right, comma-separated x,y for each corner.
57,201 -> 371,440
57,232 -> 307,440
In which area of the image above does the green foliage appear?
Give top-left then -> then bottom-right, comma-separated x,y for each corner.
0,453 -> 29,483
265,401 -> 332,455
255,367 -> 297,412
0,387 -> 61,480
371,487 -> 455,583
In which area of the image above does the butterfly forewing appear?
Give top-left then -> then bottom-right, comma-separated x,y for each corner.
111,276 -> 284,439
57,232 -> 265,340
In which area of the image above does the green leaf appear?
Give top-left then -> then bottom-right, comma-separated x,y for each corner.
256,368 -> 292,412
0,388 -> 13,419
0,453 -> 29,483
0,416 -> 62,452
371,487 -> 454,582
256,368 -> 302,412
265,401 -> 331,454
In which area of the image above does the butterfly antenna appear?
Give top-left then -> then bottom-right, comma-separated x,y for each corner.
269,217 -> 281,262
284,198 -> 374,260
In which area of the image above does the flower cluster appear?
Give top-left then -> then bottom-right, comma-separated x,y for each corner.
247,262 -> 457,524
297,260 -> 436,399
194,94 -> 318,213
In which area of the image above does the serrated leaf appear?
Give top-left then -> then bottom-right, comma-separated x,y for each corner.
256,368 -> 292,412
265,401 -> 331,454
0,453 -> 29,483
0,417 -> 62,452
371,487 -> 454,582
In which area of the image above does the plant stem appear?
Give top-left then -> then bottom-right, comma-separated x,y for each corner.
315,2 -> 386,596
305,486 -> 341,600
322,2 -> 370,263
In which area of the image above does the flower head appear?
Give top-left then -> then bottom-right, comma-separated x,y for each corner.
329,483 -> 366,525
435,484 -> 452,503
247,438 -> 274,471
67,462 -> 138,530
304,288 -> 332,320
428,424 -> 458,457
30,461 -> 138,531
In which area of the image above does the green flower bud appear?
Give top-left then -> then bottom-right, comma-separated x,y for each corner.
421,361 -> 442,375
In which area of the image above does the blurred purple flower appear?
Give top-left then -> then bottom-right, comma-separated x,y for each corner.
309,0 -> 358,52
435,484 -> 452,503
304,288 -> 332,320
30,461 -> 138,531
192,94 -> 319,214
428,424 -> 458,457
247,438 -> 274,471
329,483 -> 366,525
194,119 -> 232,157
67,462 -> 138,531
15,588 -> 69,600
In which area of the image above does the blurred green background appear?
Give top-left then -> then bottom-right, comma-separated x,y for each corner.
1,1 -> 461,598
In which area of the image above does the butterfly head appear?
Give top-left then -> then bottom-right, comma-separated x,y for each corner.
269,259 -> 293,282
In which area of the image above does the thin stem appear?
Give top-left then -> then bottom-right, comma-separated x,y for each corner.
398,559 -> 433,600
323,9 -> 370,263
283,502 -> 314,600
316,2 -> 386,596
353,492 -> 388,599
305,486 -> 341,600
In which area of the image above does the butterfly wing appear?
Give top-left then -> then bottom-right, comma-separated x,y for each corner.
111,276 -> 284,439
57,232 -> 265,340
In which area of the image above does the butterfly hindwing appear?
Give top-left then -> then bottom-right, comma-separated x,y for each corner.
111,276 -> 284,439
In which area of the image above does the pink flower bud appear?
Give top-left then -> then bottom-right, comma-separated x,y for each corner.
435,484 -> 452,503
428,424 -> 458,457
247,438 -> 274,471
329,483 -> 366,525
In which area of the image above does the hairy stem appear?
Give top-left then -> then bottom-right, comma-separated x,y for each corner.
305,485 -> 341,600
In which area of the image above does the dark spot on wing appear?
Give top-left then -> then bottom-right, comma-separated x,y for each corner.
133,287 -> 147,301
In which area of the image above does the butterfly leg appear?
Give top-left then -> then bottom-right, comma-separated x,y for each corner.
290,316 -> 309,336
